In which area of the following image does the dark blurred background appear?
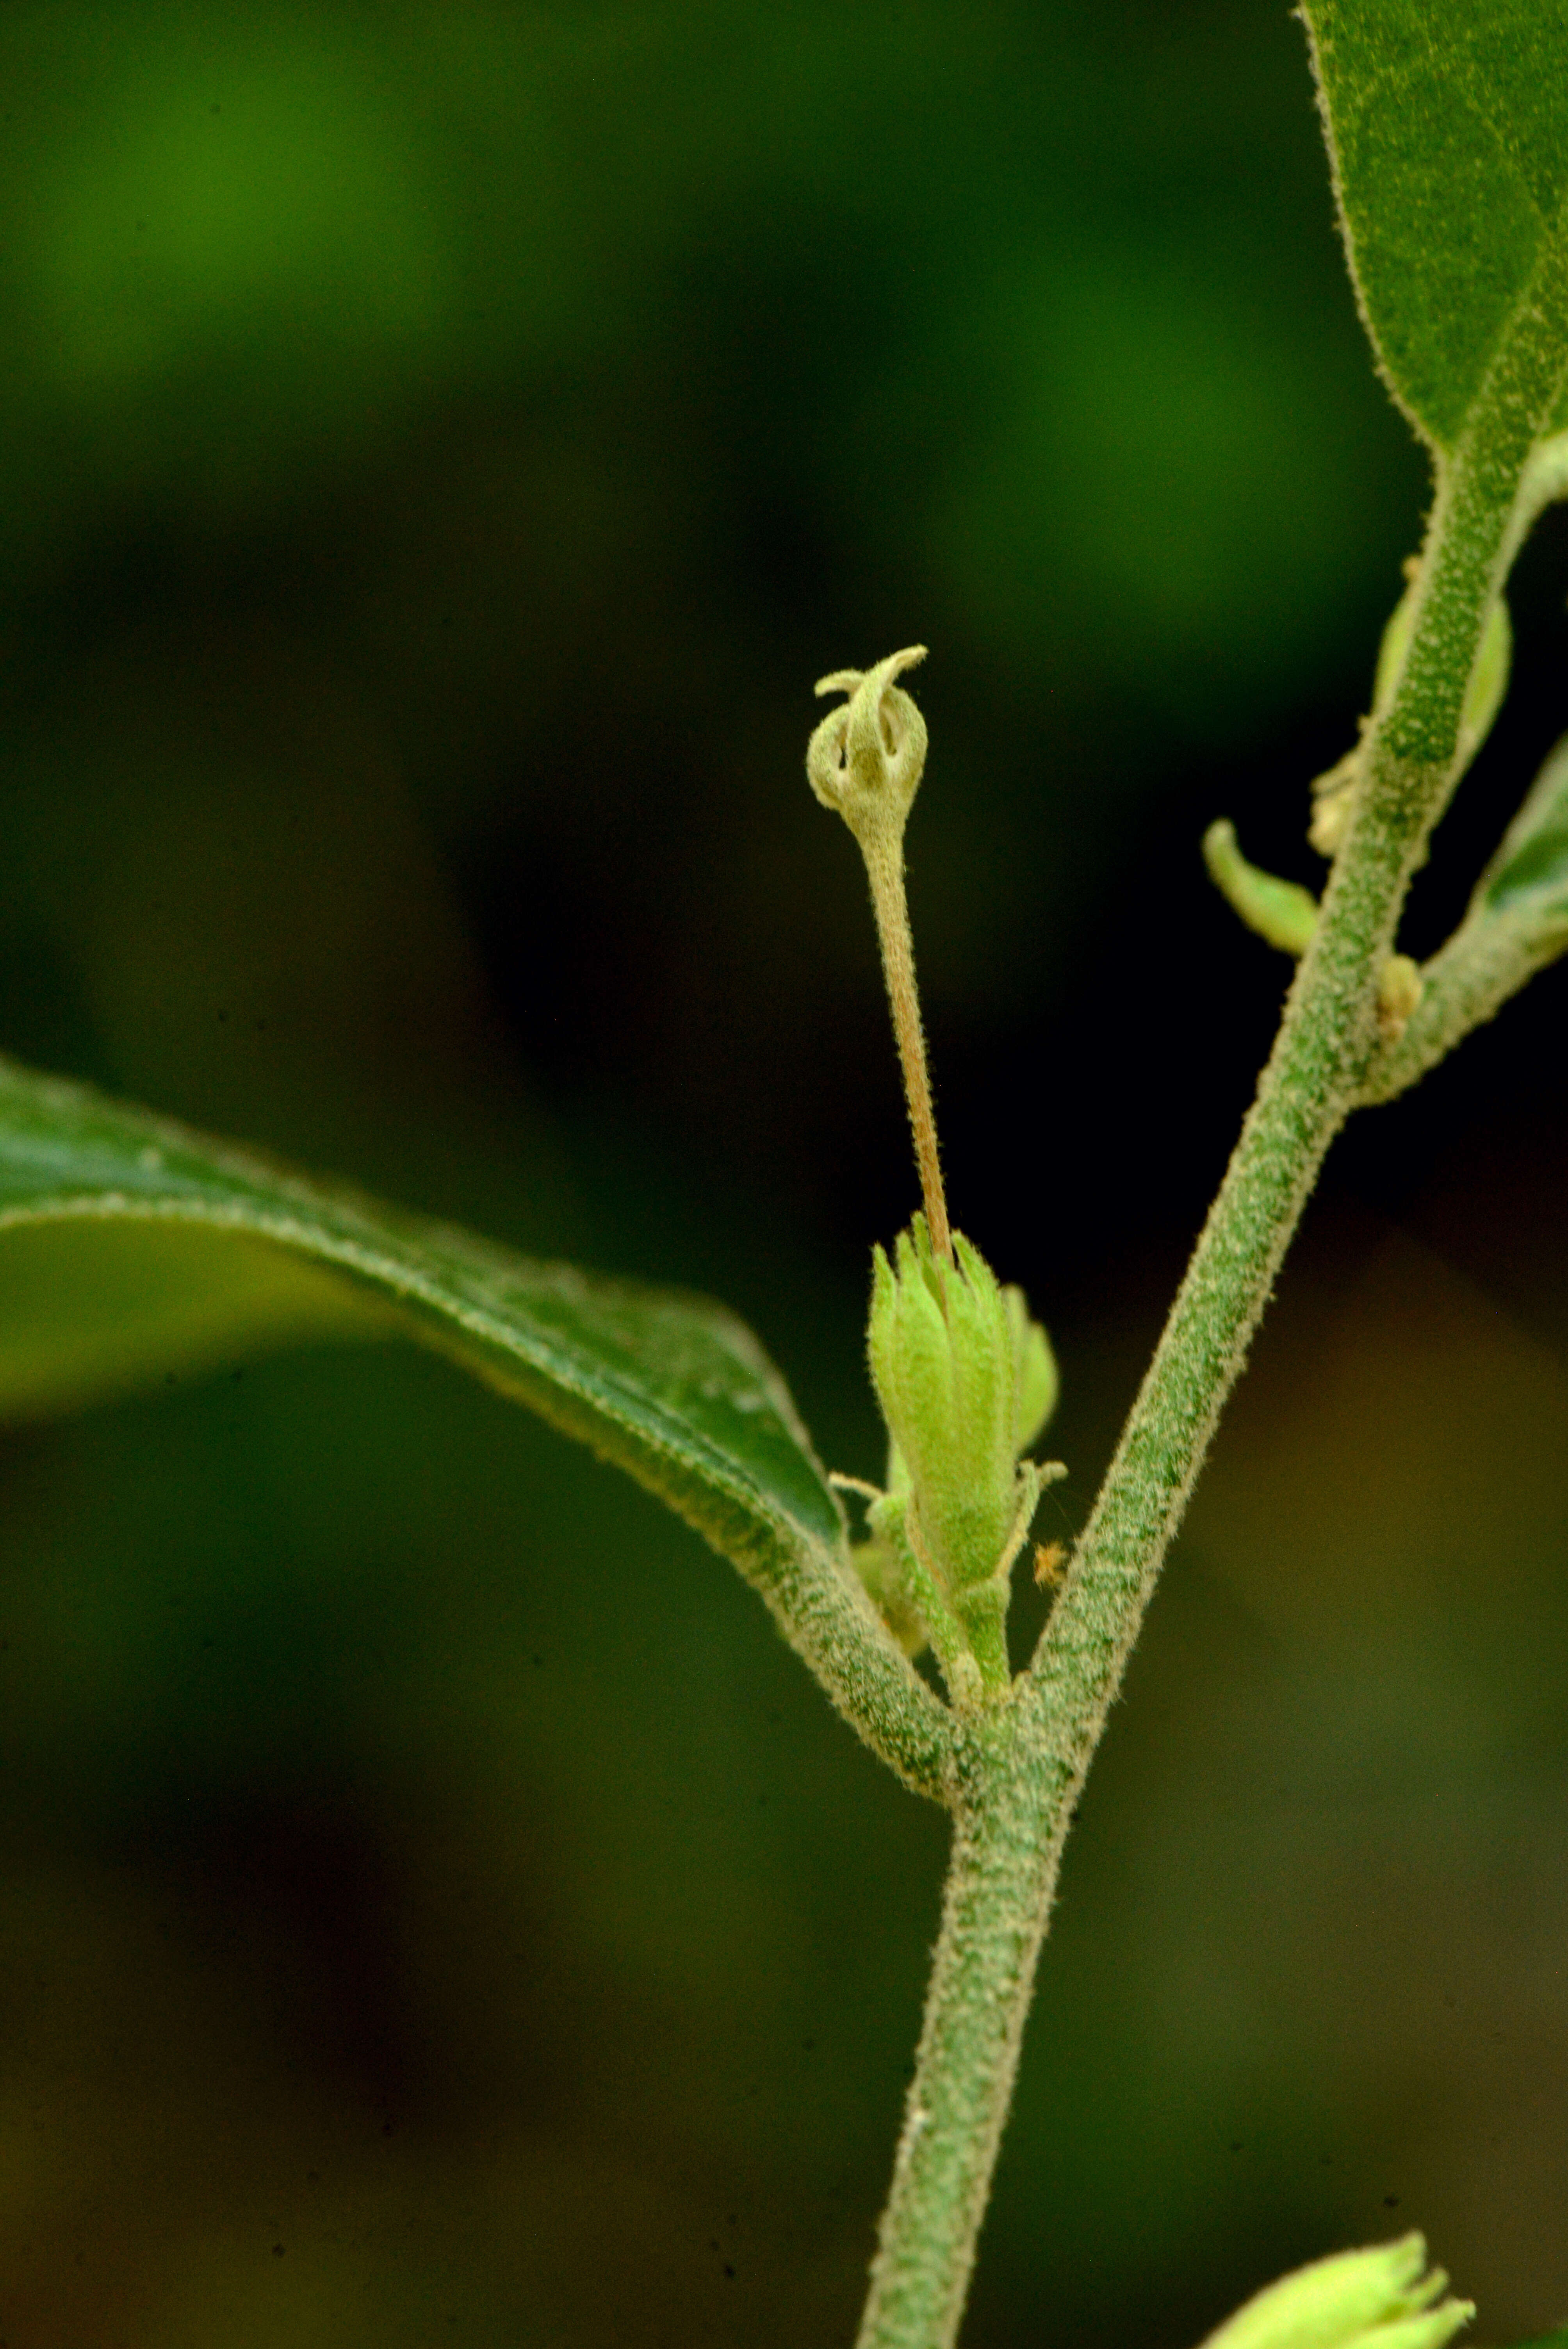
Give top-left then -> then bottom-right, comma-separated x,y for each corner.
1,3 -> 1566,2342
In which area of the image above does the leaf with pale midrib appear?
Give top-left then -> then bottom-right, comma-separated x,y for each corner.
1302,0 -> 1568,449
0,1055 -> 845,1571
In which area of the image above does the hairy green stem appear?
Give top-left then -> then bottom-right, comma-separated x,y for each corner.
853,227 -> 1568,2349
772,1526 -> 959,1802
856,1716 -> 1062,2347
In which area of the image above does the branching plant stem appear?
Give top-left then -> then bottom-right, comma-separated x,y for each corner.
852,228 -> 1568,2349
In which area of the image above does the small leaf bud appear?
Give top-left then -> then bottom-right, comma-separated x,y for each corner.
1459,597 -> 1511,766
1198,2234 -> 1473,2349
1373,576 -> 1510,770
1313,582 -> 1511,866
1376,953 -> 1423,1042
1309,744 -> 1361,858
1203,820 -> 1320,958
1372,579 -> 1418,716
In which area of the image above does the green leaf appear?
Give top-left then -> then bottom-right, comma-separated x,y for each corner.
0,1055 -> 843,1565
1301,0 -> 1568,449
0,1056 -> 957,1798
0,1215 -> 394,1417
1481,731 -> 1568,922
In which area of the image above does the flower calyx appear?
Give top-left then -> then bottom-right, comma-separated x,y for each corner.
843,1214 -> 1062,1707
1197,2233 -> 1473,2349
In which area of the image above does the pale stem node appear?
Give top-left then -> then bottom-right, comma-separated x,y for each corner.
807,647 -> 951,1262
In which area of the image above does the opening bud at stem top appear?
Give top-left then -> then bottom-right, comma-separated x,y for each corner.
806,646 -> 929,857
806,649 -> 949,1258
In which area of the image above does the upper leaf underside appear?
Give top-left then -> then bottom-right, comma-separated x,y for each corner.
0,1056 -> 845,1571
1303,0 -> 1568,450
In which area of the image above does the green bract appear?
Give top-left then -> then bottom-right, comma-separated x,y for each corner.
1203,819 -> 1322,959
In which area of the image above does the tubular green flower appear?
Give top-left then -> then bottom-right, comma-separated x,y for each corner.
870,1217 -> 1015,1596
1198,2235 -> 1474,2349
866,1215 -> 1061,1707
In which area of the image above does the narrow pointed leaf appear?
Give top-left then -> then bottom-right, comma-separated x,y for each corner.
0,1057 -> 955,1797
0,1056 -> 843,1562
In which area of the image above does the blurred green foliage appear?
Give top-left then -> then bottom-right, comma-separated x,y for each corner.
0,2 -> 1566,2344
